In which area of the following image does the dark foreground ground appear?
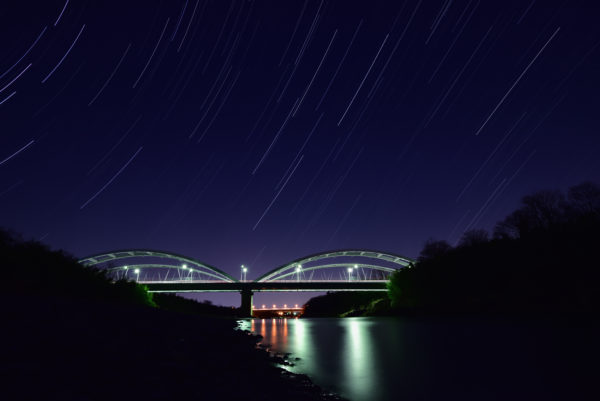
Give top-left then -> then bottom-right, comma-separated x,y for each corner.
1,295 -> 342,401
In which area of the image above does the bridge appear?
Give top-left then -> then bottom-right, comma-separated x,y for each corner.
79,249 -> 415,317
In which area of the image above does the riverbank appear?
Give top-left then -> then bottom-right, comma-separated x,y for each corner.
2,295 -> 344,401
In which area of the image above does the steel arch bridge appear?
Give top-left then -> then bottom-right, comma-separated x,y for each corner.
255,249 -> 414,282
79,249 -> 236,282
79,249 -> 415,316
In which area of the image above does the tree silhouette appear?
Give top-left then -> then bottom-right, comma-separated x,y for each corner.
458,229 -> 489,248
418,239 -> 452,261
566,181 -> 600,217
494,189 -> 565,238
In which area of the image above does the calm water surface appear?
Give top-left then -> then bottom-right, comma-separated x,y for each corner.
242,317 -> 595,401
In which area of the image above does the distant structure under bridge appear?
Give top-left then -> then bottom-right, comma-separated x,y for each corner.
79,249 -> 415,317
252,304 -> 304,318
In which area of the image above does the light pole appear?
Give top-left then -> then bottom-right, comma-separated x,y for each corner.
241,265 -> 247,281
296,264 -> 302,282
347,266 -> 353,282
134,268 -> 140,282
123,266 -> 128,280
182,264 -> 191,280
181,264 -> 187,281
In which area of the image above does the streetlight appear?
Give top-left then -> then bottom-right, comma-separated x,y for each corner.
296,264 -> 302,281
241,265 -> 247,281
182,264 -> 192,280
347,266 -> 353,282
134,268 -> 140,282
181,264 -> 187,281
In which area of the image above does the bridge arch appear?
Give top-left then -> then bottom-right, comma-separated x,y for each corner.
255,249 -> 415,282
79,249 -> 237,283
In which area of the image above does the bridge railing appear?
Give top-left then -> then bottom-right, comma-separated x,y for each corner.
137,280 -> 228,284
137,279 -> 389,284
259,279 -> 389,283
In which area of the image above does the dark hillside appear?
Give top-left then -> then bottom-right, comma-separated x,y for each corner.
0,230 -> 342,400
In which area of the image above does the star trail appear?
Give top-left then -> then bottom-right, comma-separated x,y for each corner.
1,0 -> 599,306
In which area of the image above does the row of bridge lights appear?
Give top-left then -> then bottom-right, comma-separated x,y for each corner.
256,304 -> 300,309
240,263 -> 360,282
125,263 -> 359,283
296,264 -> 358,281
124,264 -> 195,282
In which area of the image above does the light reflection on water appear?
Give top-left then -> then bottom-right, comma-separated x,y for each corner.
271,318 -> 277,343
344,318 -> 376,400
248,317 -> 381,400
293,318 -> 316,375
244,317 -> 585,401
283,318 -> 288,347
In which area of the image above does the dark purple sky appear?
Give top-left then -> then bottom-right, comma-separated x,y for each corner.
1,1 -> 599,306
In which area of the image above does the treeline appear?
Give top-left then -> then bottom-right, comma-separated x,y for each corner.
388,181 -> 600,317
302,291 -> 388,317
152,293 -> 238,317
0,229 -> 237,316
1,229 -> 155,307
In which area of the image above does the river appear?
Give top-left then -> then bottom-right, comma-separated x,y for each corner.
243,316 -> 595,401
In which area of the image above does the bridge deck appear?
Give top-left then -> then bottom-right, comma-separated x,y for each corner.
141,280 -> 388,292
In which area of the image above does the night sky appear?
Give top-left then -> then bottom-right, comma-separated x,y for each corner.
2,0 -> 599,306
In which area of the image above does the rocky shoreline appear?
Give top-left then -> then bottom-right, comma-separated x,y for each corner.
238,324 -> 346,401
3,295 -> 344,401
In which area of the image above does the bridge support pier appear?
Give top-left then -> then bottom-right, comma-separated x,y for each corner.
240,289 -> 253,317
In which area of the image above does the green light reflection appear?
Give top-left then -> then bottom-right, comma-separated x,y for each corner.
292,318 -> 316,374
343,318 -> 376,400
